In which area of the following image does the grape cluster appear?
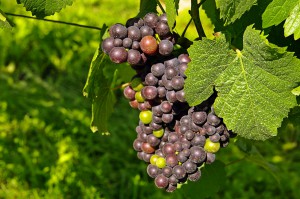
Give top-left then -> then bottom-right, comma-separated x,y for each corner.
102,13 -> 175,65
102,13 -> 234,192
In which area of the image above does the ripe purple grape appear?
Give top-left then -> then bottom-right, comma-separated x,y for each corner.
155,174 -> 169,188
155,21 -> 170,37
109,47 -> 128,63
172,165 -> 186,179
151,63 -> 165,77
147,164 -> 161,178
127,26 -> 142,41
144,12 -> 159,28
192,111 -> 207,125
109,24 -> 127,39
171,76 -> 184,90
141,86 -> 158,100
145,73 -> 158,86
188,170 -> 201,181
101,37 -> 115,54
159,40 -> 173,56
140,25 -> 154,37
127,49 -> 141,65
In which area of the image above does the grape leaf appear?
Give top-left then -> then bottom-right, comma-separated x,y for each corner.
185,25 -> 300,140
292,86 -> 300,95
137,0 -> 157,17
83,50 -> 116,134
283,2 -> 300,40
262,0 -> 298,28
165,0 -> 179,30
0,9 -> 14,30
179,161 -> 226,199
215,0 -> 257,25
17,0 -> 73,18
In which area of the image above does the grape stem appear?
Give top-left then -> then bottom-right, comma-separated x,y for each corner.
4,12 -> 102,30
190,0 -> 206,38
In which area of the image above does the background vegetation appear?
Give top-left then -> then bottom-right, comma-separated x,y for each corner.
0,0 -> 299,198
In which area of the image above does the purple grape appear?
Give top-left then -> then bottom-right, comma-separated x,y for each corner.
155,21 -> 170,37
178,54 -> 191,63
177,151 -> 188,163
168,133 -> 179,143
141,86 -> 158,100
207,113 -> 221,126
123,86 -> 135,100
147,134 -> 160,147
166,154 -> 178,167
185,130 -> 195,140
159,13 -> 168,22
147,164 -> 161,178
166,91 -> 177,103
159,40 -> 173,56
150,121 -> 162,130
162,143 -> 176,156
164,58 -> 180,68
172,165 -> 186,179
151,63 -> 165,77
191,134 -> 206,147
182,160 -> 197,173
162,113 -> 174,123
133,139 -> 143,151
166,184 -> 177,192
171,76 -> 184,90
160,101 -> 172,113
179,63 -> 188,77
192,111 -> 207,125
188,170 -> 201,181
168,175 -> 178,185
101,37 -> 115,54
152,105 -> 163,117
157,86 -> 167,98
155,174 -> 169,188
127,49 -> 141,65
109,47 -> 128,63
113,38 -> 123,47
123,37 -> 133,48
152,115 -> 162,124
190,146 -> 206,164
132,41 -> 140,50
176,90 -> 186,102
145,73 -> 158,86
140,25 -> 154,37
109,24 -> 127,39
209,133 -> 221,142
206,152 -> 216,164
127,26 -> 142,41
165,67 -> 179,80
162,166 -> 173,177
144,12 -> 159,28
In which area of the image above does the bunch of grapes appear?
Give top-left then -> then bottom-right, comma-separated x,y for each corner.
102,12 -> 234,192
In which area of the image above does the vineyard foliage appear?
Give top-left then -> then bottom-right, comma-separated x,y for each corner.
0,0 -> 300,198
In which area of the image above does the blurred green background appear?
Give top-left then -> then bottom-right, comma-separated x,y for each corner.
0,1 -> 299,198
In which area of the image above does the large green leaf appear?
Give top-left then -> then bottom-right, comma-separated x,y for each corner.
262,0 -> 298,28
179,161 -> 226,199
83,51 -> 116,134
283,2 -> 300,40
17,0 -> 73,18
185,25 -> 300,140
165,0 -> 179,30
215,0 -> 257,25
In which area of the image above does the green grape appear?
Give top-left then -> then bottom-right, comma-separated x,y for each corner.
153,129 -> 164,138
139,110 -> 153,124
156,157 -> 166,168
150,154 -> 160,165
131,77 -> 144,91
204,138 -> 220,153
135,91 -> 145,103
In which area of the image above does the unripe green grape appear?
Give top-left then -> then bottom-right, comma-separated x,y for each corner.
135,91 -> 145,103
204,138 -> 220,153
150,154 -> 160,165
139,110 -> 153,124
153,129 -> 164,138
156,157 -> 166,168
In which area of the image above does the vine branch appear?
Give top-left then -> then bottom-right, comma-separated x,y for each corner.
190,0 -> 206,38
5,13 -> 102,30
